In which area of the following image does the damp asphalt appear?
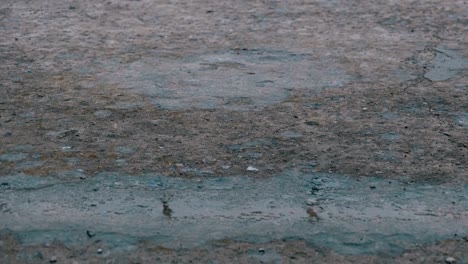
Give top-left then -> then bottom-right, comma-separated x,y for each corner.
1,169 -> 467,255
0,0 -> 467,262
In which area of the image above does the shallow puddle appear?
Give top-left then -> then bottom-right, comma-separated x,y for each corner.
88,49 -> 351,110
1,170 -> 466,255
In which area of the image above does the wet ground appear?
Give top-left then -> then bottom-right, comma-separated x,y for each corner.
0,0 -> 467,263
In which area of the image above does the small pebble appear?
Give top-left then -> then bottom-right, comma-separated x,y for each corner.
307,208 -> 318,218
86,230 -> 95,238
93,110 -> 112,118
97,248 -> 103,254
446,257 -> 456,264
306,198 -> 317,206
49,256 -> 57,263
247,166 -> 259,172
258,248 -> 265,254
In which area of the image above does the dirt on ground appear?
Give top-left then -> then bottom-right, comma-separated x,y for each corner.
0,0 -> 467,263
1,232 -> 468,264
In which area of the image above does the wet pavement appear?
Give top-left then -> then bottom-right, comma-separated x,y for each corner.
1,169 -> 467,256
0,0 -> 467,262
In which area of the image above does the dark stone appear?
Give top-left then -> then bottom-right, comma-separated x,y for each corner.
86,230 -> 95,238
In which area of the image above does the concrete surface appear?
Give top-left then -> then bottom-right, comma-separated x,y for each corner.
0,0 -> 467,263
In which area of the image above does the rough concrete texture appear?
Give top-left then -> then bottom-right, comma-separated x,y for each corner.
0,0 -> 467,262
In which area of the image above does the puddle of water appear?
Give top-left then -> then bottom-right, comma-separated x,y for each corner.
0,170 -> 466,255
0,153 -> 28,162
381,132 -> 401,140
88,49 -> 351,110
424,47 -> 468,81
457,112 -> 468,128
15,161 -> 45,170
381,111 -> 399,120
114,146 -> 136,155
